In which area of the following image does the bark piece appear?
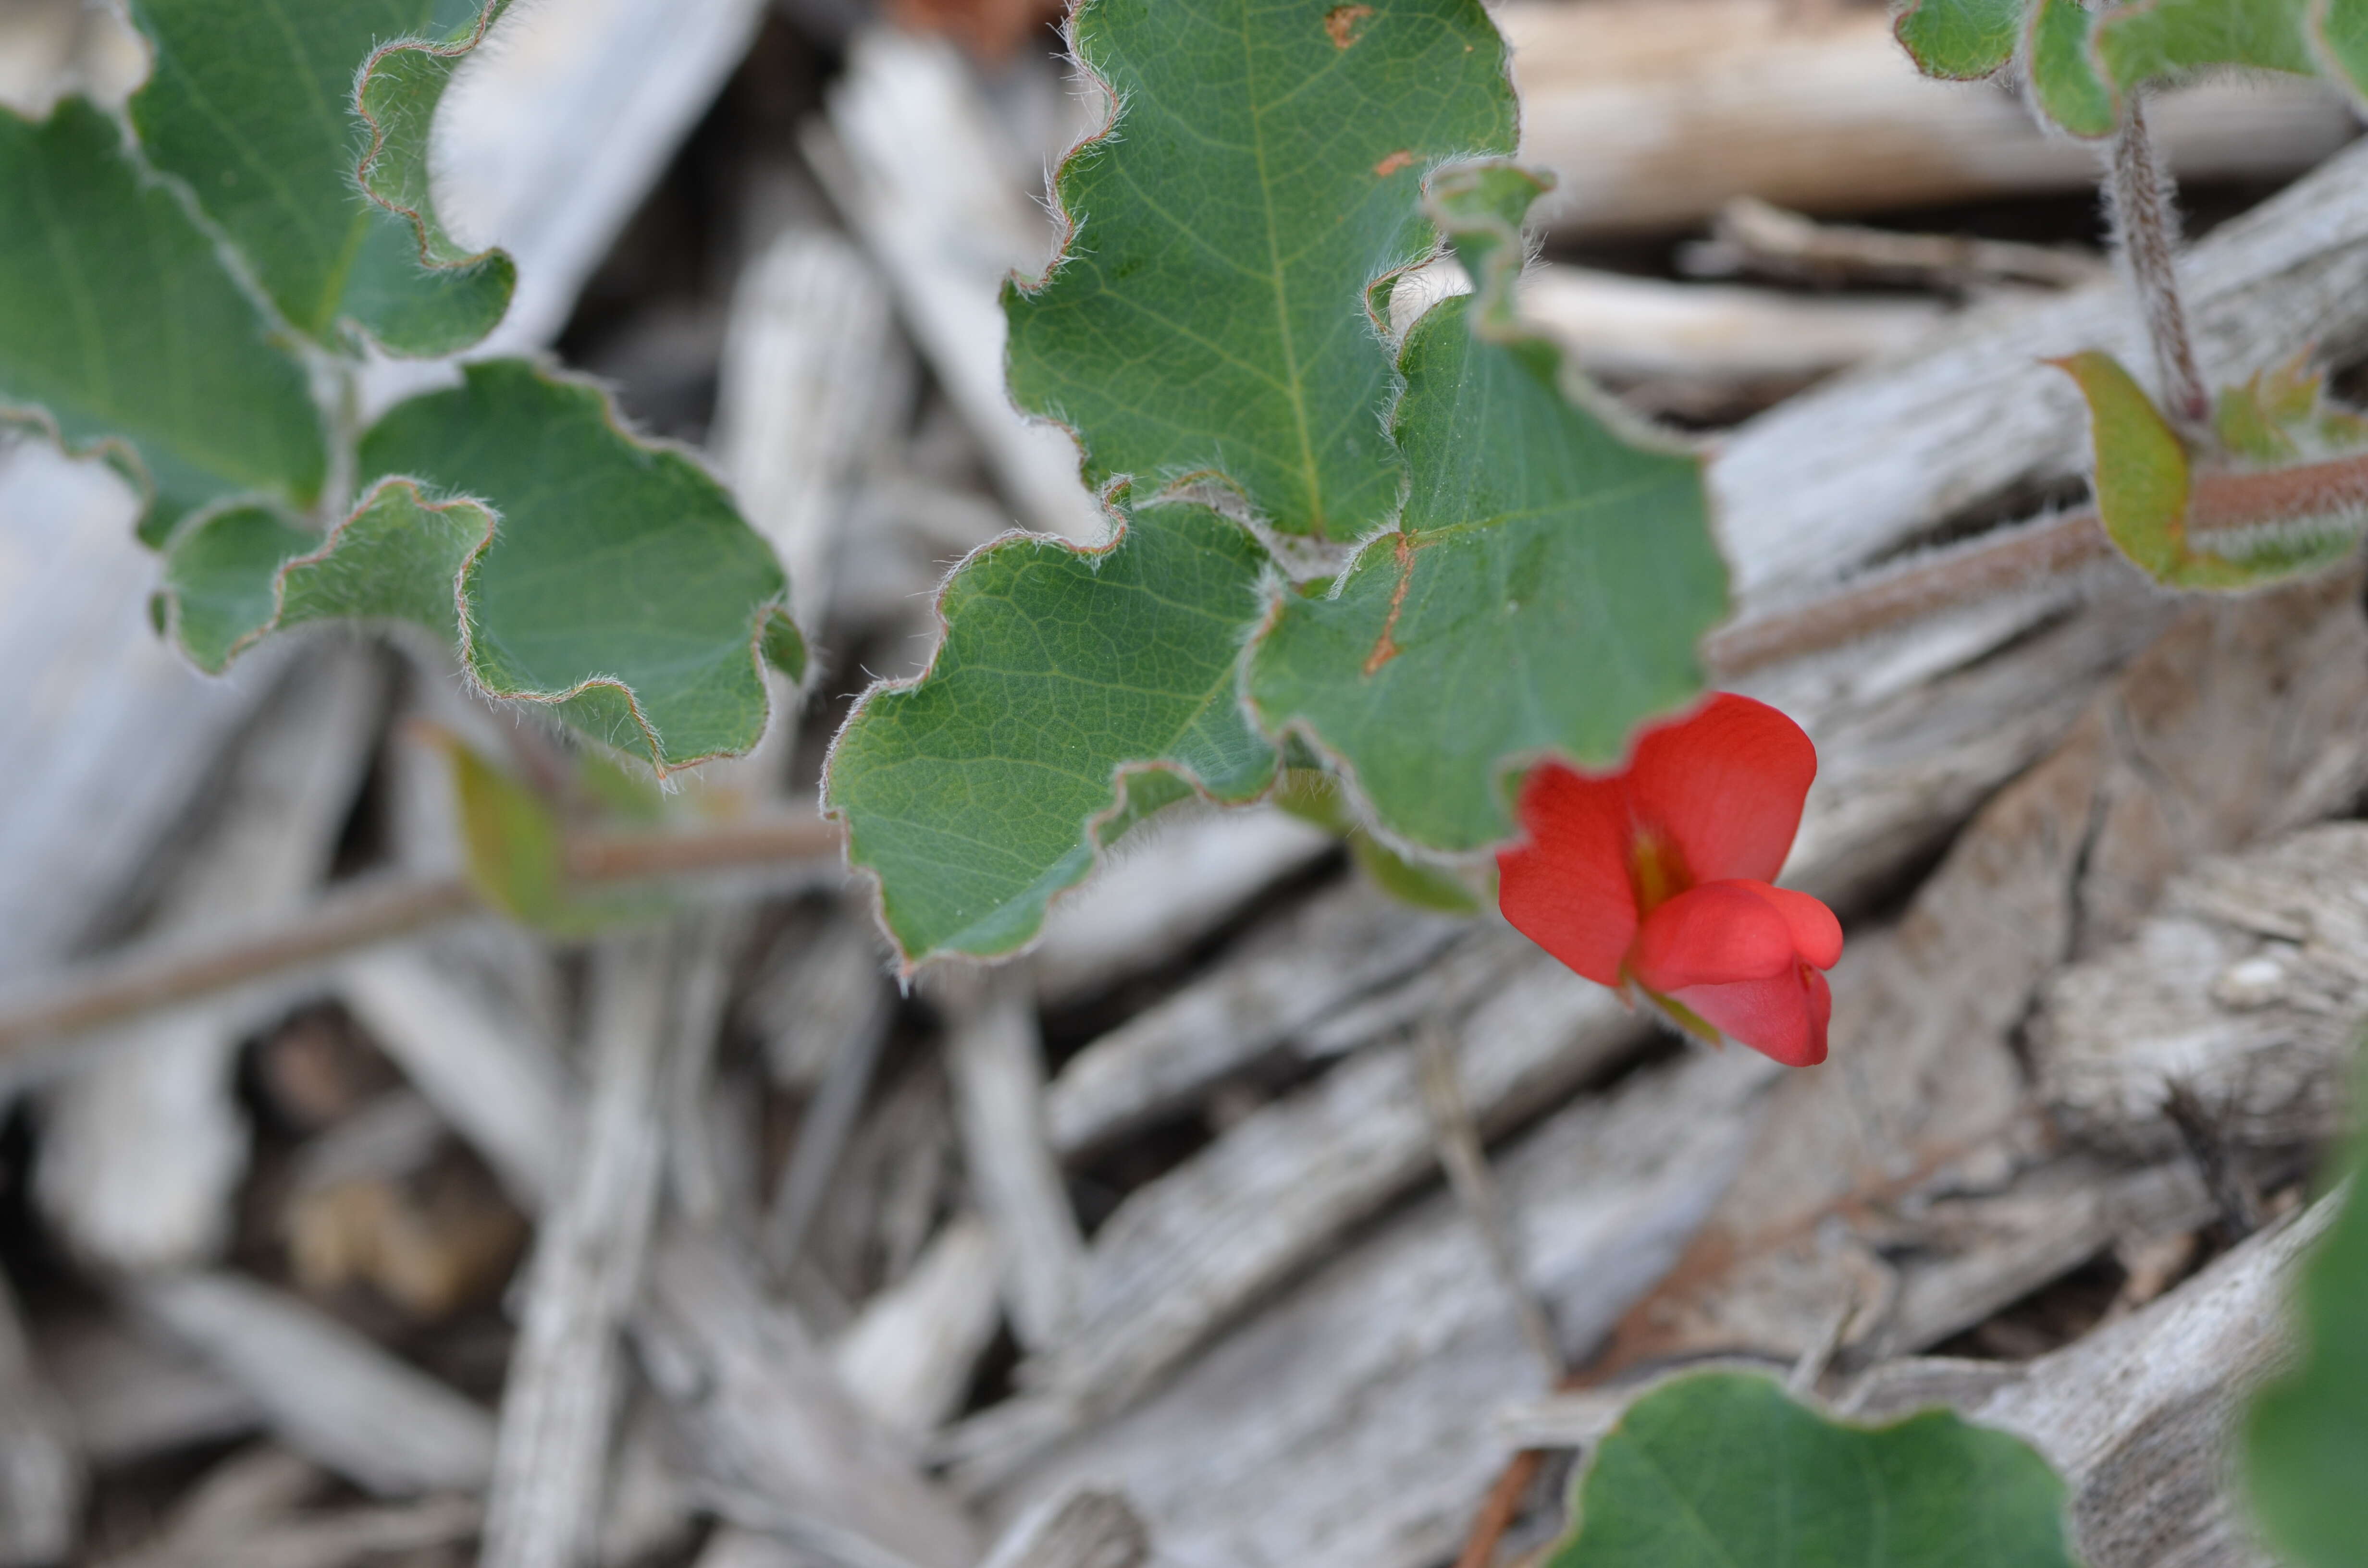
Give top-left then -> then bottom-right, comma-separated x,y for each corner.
2037,823 -> 2368,1158
134,1272 -> 495,1496
481,932 -> 677,1568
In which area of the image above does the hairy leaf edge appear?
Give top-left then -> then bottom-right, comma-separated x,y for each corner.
821,506 -> 1278,975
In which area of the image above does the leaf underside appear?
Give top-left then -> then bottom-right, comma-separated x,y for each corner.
1250,166 -> 1725,852
0,98 -> 325,546
827,502 -> 1279,964
2056,349 -> 2359,589
1548,1372 -> 2082,1568
1005,0 -> 1516,541
128,0 -> 515,358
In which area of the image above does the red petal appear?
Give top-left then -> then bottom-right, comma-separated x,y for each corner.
1498,761 -> 1636,987
1752,882 -> 1843,970
1629,881 -> 1798,992
1667,964 -> 1831,1067
1628,694 -> 1817,885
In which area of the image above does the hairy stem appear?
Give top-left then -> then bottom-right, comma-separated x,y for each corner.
0,806 -> 841,1069
1705,449 -> 2368,674
2107,96 -> 2211,434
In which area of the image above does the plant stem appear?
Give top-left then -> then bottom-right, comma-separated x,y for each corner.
0,806 -> 841,1069
2107,96 -> 2212,435
1705,448 -> 2368,674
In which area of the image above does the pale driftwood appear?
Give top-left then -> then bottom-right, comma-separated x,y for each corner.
1715,136 -> 2368,604
762,922 -> 899,1268
634,1227 -> 981,1568
37,647 -> 385,1273
423,0 -> 766,361
1011,953 -> 1649,1436
481,932 -> 677,1568
695,1529 -> 825,1568
0,1270 -> 81,1567
2035,823 -> 2368,1159
134,1273 -> 495,1495
0,0 -> 144,115
1390,257 -> 1949,383
942,968 -> 1084,1353
1969,1197 -> 2338,1568
1687,197 -> 2110,292
339,945 -> 580,1215
813,29 -> 1105,544
1502,0 -> 2356,238
987,1048 -> 1782,1568
1029,808 -> 1335,1004
600,1399 -> 699,1568
1042,885 -> 1465,1158
712,226 -> 912,637
101,1442 -> 479,1568
39,1311 -> 260,1466
979,1491 -> 1147,1568
663,917 -> 742,1230
832,1213 -> 1004,1441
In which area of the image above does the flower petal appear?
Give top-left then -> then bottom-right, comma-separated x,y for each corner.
1498,760 -> 1636,987
1752,882 -> 1843,970
1628,693 -> 1817,885
1666,964 -> 1832,1067
1630,881 -> 1799,992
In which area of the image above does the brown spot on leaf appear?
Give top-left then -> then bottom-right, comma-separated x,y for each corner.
1372,149 -> 1414,177
1325,3 -> 1374,48
1364,532 -> 1416,675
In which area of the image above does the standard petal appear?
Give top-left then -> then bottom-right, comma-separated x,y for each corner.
1498,760 -> 1637,988
1750,881 -> 1844,970
1627,693 -> 1817,884
1667,965 -> 1830,1067
1629,881 -> 1798,992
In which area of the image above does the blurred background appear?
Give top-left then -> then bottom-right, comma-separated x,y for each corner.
1,1 -> 2364,1566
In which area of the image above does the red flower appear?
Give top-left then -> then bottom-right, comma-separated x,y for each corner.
1496,694 -> 1842,1067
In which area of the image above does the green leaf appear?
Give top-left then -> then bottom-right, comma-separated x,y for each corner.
1548,1372 -> 2083,1568
1248,162 -> 1726,853
2026,0 -> 2117,138
127,0 -> 514,358
2054,349 -> 2356,589
2213,351 -> 2368,464
1894,0 -> 2025,79
1005,0 -> 1516,541
827,503 -> 1279,965
2316,0 -> 2368,98
2092,0 -> 2318,98
0,98 -> 326,546
428,728 -> 651,936
1274,767 -> 1480,912
2243,1047 -> 2368,1568
357,360 -> 796,771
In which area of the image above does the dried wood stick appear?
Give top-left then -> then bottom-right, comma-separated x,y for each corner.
481,931 -> 678,1568
635,1227 -> 981,1568
38,649 -> 387,1272
1417,1029 -> 1566,1384
133,1273 -> 495,1496
941,967 -> 1085,1352
0,1269 -> 82,1567
979,1490 -> 1147,1568
831,1213 -> 1004,1440
1694,197 -> 2109,291
764,924 -> 899,1270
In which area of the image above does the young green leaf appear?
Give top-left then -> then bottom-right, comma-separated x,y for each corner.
827,502 -> 1279,966
356,361 -> 799,771
0,98 -> 326,546
2213,351 -> 2368,464
128,0 -> 515,358
1549,1372 -> 2083,1568
1249,162 -> 1726,853
1894,0 -> 2026,80
2092,0 -> 2318,99
2243,1048 -> 2368,1568
1005,0 -> 1516,541
2026,0 -> 2116,138
426,728 -> 653,936
2054,349 -> 2358,588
